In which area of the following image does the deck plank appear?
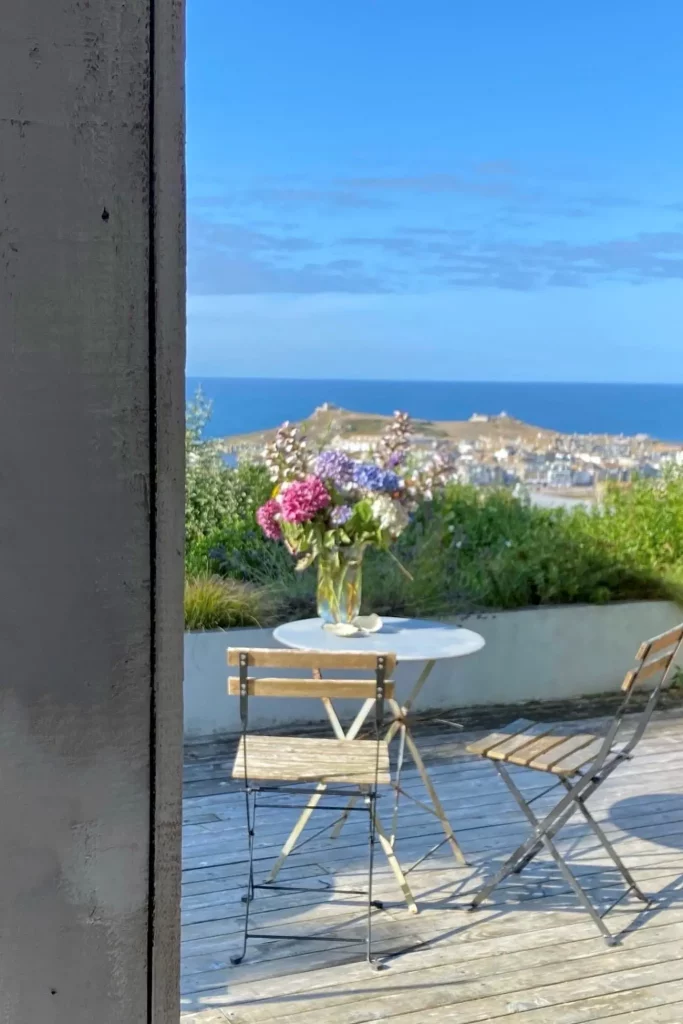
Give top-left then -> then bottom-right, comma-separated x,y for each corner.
181,713 -> 683,1022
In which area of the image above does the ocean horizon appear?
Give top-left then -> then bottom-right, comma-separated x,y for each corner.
186,378 -> 683,443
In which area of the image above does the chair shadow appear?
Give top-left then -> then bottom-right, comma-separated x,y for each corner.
609,793 -> 683,850
417,860 -> 682,951
417,790 -> 683,947
606,791 -> 683,920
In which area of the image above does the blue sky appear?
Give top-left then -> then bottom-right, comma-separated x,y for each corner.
187,1 -> 683,381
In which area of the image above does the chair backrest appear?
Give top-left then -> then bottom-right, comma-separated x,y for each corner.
621,624 -> 683,694
227,647 -> 396,699
227,647 -> 396,733
609,623 -> 683,760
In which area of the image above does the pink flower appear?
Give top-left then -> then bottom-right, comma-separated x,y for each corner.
279,475 -> 330,524
256,499 -> 282,540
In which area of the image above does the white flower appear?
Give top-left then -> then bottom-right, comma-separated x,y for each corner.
370,494 -> 410,537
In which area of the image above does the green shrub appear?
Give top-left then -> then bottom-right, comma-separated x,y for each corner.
580,471 -> 683,577
185,387 -> 273,569
185,388 -> 232,549
360,479 -> 683,618
185,463 -> 274,577
184,574 -> 281,631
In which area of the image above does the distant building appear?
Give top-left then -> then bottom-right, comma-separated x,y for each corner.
571,469 -> 595,486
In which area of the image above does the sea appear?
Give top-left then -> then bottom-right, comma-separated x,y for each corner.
186,379 -> 683,444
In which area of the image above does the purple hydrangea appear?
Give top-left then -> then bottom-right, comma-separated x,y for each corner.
352,462 -> 402,493
330,504 -> 353,526
381,469 -> 402,492
314,450 -> 355,486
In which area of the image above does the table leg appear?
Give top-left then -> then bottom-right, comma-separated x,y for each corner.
382,658 -> 467,864
370,668 -> 469,871
265,658 -> 464,911
389,722 -> 408,846
333,659 -> 440,843
329,795 -> 359,839
327,699 -> 377,839
331,661 -> 438,839
402,730 -> 467,865
266,782 -> 328,883
369,659 -> 441,834
373,812 -> 418,913
266,675 -> 375,883
383,659 -> 437,743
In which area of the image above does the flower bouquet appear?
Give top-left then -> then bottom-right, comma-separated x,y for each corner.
256,412 -> 452,626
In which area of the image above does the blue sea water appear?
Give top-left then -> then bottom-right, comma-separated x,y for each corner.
186,378 -> 683,443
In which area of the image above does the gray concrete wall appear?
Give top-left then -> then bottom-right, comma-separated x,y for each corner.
184,603 -> 683,738
0,2 -> 185,1022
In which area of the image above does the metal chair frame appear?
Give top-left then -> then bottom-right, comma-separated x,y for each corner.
228,647 -> 398,969
468,624 -> 683,944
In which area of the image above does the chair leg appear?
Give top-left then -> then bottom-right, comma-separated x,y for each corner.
232,789 -> 257,965
473,764 -> 617,944
512,844 -> 542,875
470,763 -> 579,906
567,787 -> 649,903
512,767 -> 619,876
470,828 -> 550,908
512,801 -> 576,875
366,793 -> 383,970
539,831 -> 616,944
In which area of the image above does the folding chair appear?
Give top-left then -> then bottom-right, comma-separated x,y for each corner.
466,623 -> 683,944
228,647 -> 401,968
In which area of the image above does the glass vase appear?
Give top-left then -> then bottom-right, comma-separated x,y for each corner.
316,545 -> 364,625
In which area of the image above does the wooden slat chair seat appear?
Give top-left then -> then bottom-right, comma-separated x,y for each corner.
466,623 -> 683,944
467,719 -> 605,776
233,734 -> 391,785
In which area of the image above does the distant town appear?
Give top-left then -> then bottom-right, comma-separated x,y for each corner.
221,405 -> 683,505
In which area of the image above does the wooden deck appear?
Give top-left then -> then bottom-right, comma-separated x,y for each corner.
181,712 -> 683,1023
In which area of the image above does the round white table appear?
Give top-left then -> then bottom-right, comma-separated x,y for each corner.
273,616 -> 485,662
272,616 -> 486,910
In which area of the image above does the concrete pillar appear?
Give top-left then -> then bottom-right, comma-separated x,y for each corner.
0,1 -> 185,1021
